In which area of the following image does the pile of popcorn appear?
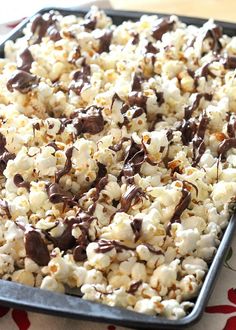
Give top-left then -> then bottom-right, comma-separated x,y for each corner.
0,6 -> 236,319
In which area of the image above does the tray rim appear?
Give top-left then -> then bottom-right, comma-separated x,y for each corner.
0,7 -> 236,329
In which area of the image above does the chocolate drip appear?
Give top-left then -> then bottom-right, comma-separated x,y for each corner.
192,112 -> 209,166
130,218 -> 142,242
155,91 -> 165,107
109,137 -> 129,152
131,106 -> 145,119
25,230 -> 50,266
95,239 -> 136,253
0,132 -> 15,175
202,23 -> 222,53
73,105 -> 105,135
120,185 -> 145,213
184,93 -> 212,121
7,70 -> 39,94
46,142 -> 59,151
68,46 -> 81,64
146,42 -> 158,54
0,199 -> 11,218
131,33 -> 139,45
224,55 -> 236,70
97,30 -> 113,53
69,62 -> 91,96
55,147 -> 73,183
45,212 -> 94,260
46,183 -> 73,204
0,133 -> 6,153
82,11 -> 97,30
0,152 -> 15,175
152,16 -> 175,40
143,243 -> 164,255
30,11 -> 61,44
128,92 -> 147,111
17,48 -> 34,72
166,186 -> 191,235
13,174 -> 30,191
218,138 -> 236,160
176,120 -> 197,146
227,116 -> 236,138
127,280 -> 142,294
131,73 -> 142,92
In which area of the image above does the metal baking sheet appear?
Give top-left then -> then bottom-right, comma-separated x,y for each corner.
0,7 -> 235,329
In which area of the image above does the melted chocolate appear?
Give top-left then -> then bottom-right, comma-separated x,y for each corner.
109,137 -> 129,152
0,199 -> 11,218
192,112 -> 209,166
127,280 -> 142,294
97,30 -> 113,54
131,73 -> 142,92
0,133 -> 6,153
146,42 -> 158,54
143,243 -> 164,255
155,91 -> 165,107
224,55 -> 236,70
82,11 -> 97,30
25,230 -> 50,266
132,33 -> 139,45
0,152 -> 15,175
46,142 -> 59,151
73,105 -> 105,135
17,48 -> 34,72
218,138 -> 236,160
120,185 -> 145,213
130,218 -> 142,242
30,11 -> 61,44
227,116 -> 236,138
152,17 -> 175,40
176,120 -> 197,146
7,70 -> 39,94
166,186 -> 191,235
184,93 -> 212,121
55,147 -> 73,183
128,92 -> 147,110
69,63 -> 91,96
95,239 -> 135,253
13,174 -> 30,191
202,23 -> 222,53
46,183 -> 73,204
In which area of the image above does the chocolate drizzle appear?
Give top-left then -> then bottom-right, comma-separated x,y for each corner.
17,48 -> 34,72
95,239 -> 135,253
97,30 -> 113,53
184,93 -> 212,121
73,105 -> 105,135
127,280 -> 142,294
25,230 -> 50,266
218,138 -> 236,160
0,199 -> 11,218
0,132 -> 15,175
202,22 -> 222,53
192,112 -> 209,166
46,183 -> 73,204
13,174 -> 30,191
152,17 -> 175,40
120,185 -> 145,213
30,11 -> 61,44
7,70 -> 39,94
69,62 -> 91,96
55,147 -> 73,183
166,185 -> 191,235
130,218 -> 142,242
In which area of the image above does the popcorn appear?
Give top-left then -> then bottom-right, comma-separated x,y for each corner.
0,6 -> 234,320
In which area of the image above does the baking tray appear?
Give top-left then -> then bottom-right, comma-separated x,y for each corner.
0,7 -> 236,329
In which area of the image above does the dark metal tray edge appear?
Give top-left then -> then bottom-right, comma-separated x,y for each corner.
0,7 -> 235,329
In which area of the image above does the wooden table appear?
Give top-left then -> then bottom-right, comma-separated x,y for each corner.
110,0 -> 236,22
